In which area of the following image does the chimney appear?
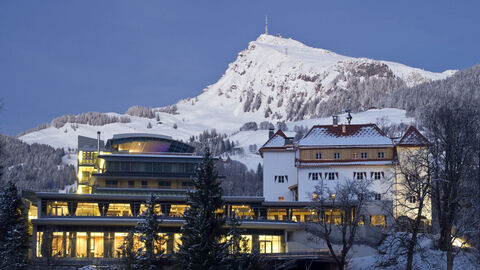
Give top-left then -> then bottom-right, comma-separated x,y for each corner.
97,131 -> 101,155
342,125 -> 347,133
269,127 -> 274,139
332,116 -> 339,126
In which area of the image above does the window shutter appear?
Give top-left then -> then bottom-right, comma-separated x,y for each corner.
335,172 -> 338,179
319,173 -> 323,179
274,176 -> 277,182
285,175 -> 288,182
371,172 -> 374,178
308,173 -> 312,180
353,172 -> 357,178
325,172 -> 328,179
381,172 -> 385,178
363,172 -> 367,178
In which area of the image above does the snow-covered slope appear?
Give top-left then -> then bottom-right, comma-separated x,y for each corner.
173,34 -> 454,125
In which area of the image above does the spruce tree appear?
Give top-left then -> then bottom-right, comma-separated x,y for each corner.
0,181 -> 30,270
176,149 -> 228,269
135,194 -> 164,270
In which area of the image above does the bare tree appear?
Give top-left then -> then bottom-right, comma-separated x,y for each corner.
423,98 -> 480,270
307,179 -> 372,270
394,147 -> 432,270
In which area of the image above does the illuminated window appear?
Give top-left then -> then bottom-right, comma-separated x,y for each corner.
378,152 -> 385,158
312,194 -> 318,200
259,235 -> 282,253
370,215 -> 386,227
361,152 -> 368,159
278,196 -> 285,201
334,153 -> 340,159
89,232 -> 104,258
315,153 -> 322,159
329,193 -> 336,201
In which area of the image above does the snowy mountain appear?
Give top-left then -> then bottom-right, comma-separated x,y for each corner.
18,34 -> 453,170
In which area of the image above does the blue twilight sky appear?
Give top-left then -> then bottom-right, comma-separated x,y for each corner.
1,1 -> 479,135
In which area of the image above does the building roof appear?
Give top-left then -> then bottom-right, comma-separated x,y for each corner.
259,130 -> 294,156
297,124 -> 393,147
78,135 -> 105,151
105,133 -> 194,153
398,126 -> 429,146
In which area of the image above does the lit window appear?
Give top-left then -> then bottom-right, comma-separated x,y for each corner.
334,153 -> 340,159
378,152 -> 385,158
329,193 -> 336,201
315,153 -> 322,159
374,193 -> 382,201
312,194 -> 318,200
370,215 -> 386,227
361,152 -> 368,159
278,196 -> 285,201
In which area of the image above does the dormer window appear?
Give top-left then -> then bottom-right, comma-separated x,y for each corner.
334,153 -> 340,159
315,153 -> 322,159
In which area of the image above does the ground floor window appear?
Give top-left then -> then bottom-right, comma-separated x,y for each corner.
370,215 -> 386,227
258,235 -> 282,253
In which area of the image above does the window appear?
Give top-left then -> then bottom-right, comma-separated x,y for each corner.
374,193 -> 382,201
275,175 -> 288,183
352,153 -> 359,159
105,180 -> 118,187
378,152 -> 385,158
312,194 -> 318,200
373,172 -> 382,180
361,152 -> 368,159
158,181 -> 170,187
370,215 -> 386,227
354,172 -> 366,180
182,181 -> 194,188
310,173 -> 319,180
315,153 -> 322,159
278,196 -> 285,201
329,193 -> 336,201
334,153 -> 341,159
326,172 -> 337,180
407,195 -> 417,203
128,180 -> 135,187
141,180 -> 148,188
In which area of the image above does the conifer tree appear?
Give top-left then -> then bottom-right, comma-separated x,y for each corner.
0,181 -> 30,270
176,149 -> 228,269
135,194 -> 165,270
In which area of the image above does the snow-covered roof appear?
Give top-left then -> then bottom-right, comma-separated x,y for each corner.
398,126 -> 429,146
298,124 -> 393,147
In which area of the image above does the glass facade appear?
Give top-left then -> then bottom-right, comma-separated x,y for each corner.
105,161 -> 196,174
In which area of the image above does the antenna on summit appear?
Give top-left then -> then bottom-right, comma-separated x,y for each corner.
265,16 -> 268,35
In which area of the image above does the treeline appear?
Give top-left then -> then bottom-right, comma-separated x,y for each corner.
0,135 -> 76,191
382,63 -> 480,120
187,129 -> 262,196
18,112 -> 131,137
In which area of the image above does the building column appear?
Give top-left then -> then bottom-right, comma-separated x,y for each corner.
86,232 -> 91,257
62,232 -> 67,257
166,233 -> 174,254
32,225 -> 37,258
252,234 -> 259,252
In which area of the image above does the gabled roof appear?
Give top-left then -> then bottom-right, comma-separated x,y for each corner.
297,124 -> 393,147
398,126 -> 429,146
259,130 -> 294,156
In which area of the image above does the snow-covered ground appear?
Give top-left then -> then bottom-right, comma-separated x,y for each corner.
348,234 -> 480,270
20,108 -> 413,170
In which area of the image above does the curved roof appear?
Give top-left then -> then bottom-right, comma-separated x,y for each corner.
106,133 -> 194,153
